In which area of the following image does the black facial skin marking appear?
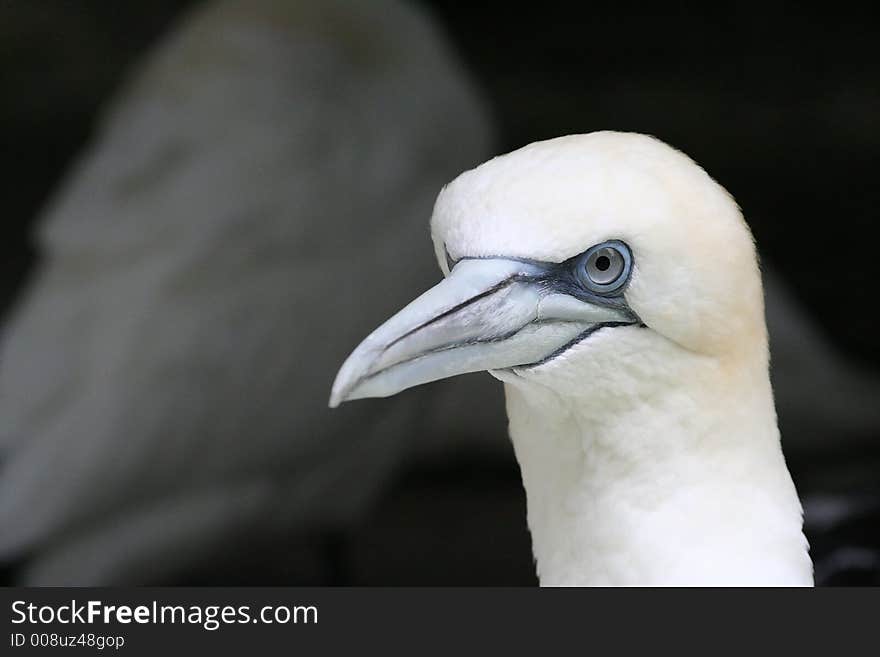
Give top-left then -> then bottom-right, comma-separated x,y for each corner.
443,243 -> 456,273
436,240 -> 644,368
447,240 -> 637,316
515,321 -> 635,369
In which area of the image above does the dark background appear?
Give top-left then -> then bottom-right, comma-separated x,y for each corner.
3,2 -> 878,356
1,0 -> 878,585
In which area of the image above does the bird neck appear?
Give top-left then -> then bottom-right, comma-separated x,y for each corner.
499,334 -> 813,586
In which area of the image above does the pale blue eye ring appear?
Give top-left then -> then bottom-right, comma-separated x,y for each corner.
575,240 -> 632,295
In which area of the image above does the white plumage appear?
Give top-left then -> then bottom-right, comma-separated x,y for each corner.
335,132 -> 814,585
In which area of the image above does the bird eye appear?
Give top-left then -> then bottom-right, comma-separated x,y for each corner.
576,241 -> 632,295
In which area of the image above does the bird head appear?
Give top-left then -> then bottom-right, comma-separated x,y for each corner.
330,132 -> 766,407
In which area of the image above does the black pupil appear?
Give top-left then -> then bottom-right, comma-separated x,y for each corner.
595,255 -> 611,271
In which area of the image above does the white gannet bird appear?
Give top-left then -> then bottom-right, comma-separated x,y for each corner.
332,131 -> 815,586
4,0 -> 869,586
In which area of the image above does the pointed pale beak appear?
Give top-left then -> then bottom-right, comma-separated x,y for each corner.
329,258 -> 636,407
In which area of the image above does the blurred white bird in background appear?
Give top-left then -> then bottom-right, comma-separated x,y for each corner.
0,0 -> 876,585
0,0 -> 495,584
763,270 -> 880,453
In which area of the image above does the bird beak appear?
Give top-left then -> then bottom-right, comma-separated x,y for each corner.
329,257 -> 636,407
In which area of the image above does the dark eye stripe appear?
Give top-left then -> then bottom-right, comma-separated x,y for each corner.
439,240 -> 634,311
